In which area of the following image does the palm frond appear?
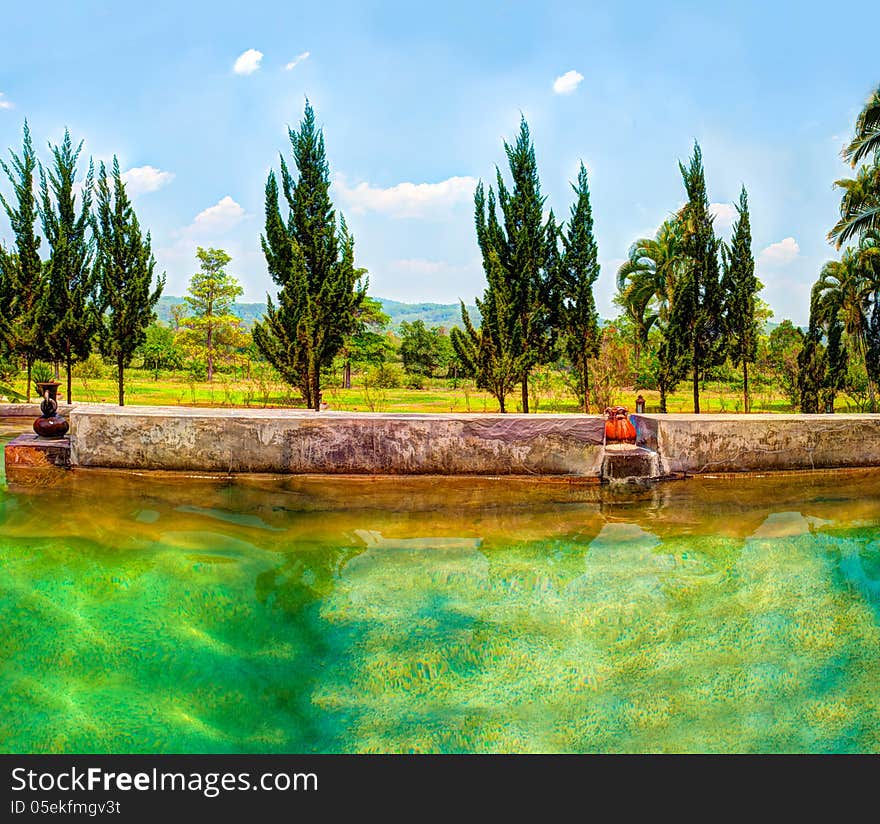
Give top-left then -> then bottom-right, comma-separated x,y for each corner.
829,205 -> 880,248
0,383 -> 25,401
844,86 -> 880,167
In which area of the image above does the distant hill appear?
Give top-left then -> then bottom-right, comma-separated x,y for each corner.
376,299 -> 479,331
157,296 -> 791,336
156,295 -> 479,331
156,296 -> 268,328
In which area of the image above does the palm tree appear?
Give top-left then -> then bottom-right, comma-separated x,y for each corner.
844,85 -> 880,167
617,219 -> 683,324
616,218 -> 686,411
830,161 -> 880,248
813,233 -> 880,408
830,85 -> 880,248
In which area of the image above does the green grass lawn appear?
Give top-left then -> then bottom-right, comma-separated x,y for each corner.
1,367 -> 836,414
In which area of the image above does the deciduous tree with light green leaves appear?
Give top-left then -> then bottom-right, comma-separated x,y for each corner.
400,319 -> 453,378
339,296 -> 391,388
253,101 -> 367,409
94,158 -> 165,405
181,247 -> 243,382
140,323 -> 183,379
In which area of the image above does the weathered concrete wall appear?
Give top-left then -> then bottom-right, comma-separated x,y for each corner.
632,413 -> 880,474
69,406 -> 606,476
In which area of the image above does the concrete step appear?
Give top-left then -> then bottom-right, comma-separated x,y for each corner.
601,444 -> 662,482
4,433 -> 71,485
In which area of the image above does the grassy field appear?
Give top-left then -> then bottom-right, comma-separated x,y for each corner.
0,367 -> 830,414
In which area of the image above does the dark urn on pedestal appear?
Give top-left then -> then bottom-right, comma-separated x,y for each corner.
33,380 -> 69,438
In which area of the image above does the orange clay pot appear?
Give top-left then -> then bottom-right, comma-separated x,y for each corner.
604,407 -> 636,444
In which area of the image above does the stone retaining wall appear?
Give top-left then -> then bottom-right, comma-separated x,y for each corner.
69,406 -> 606,476
632,413 -> 880,474
55,407 -> 880,478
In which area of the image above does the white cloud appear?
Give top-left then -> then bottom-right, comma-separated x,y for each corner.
759,237 -> 800,266
155,196 -> 253,294
553,70 -> 584,95
709,202 -> 737,231
233,49 -> 263,75
284,51 -> 310,71
191,196 -> 247,233
334,174 -> 478,218
0,92 -> 14,110
122,165 -> 174,197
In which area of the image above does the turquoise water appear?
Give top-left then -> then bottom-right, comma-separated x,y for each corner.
2,418 -> 880,753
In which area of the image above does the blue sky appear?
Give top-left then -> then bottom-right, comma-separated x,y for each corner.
1,0 -> 876,324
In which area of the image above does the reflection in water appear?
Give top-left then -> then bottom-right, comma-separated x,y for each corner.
2,419 -> 880,752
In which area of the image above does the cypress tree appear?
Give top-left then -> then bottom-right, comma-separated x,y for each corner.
869,296 -> 880,393
94,158 -> 165,406
451,182 -> 523,412
450,289 -> 520,413
798,290 -> 826,414
470,117 -> 554,413
720,186 -> 759,413
668,142 -> 725,413
0,122 -> 45,400
253,101 -> 367,410
655,335 -> 687,414
38,129 -> 97,404
823,304 -> 847,411
558,162 -> 601,412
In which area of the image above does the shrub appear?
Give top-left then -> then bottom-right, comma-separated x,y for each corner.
74,353 -> 106,379
0,353 -> 17,382
367,363 -> 402,389
185,358 -> 207,382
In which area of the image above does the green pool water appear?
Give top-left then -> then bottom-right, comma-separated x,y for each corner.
2,418 -> 880,753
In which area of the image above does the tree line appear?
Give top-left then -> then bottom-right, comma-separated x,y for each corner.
453,86 -> 879,415
1,86 -> 877,414
799,85 -> 880,413
448,117 -> 755,414
0,123 -> 163,405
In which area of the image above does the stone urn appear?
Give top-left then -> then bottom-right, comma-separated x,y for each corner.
604,406 -> 637,444
34,380 -> 69,438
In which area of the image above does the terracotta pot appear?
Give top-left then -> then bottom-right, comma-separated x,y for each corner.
604,412 -> 616,441
616,415 -> 636,443
604,406 -> 636,444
